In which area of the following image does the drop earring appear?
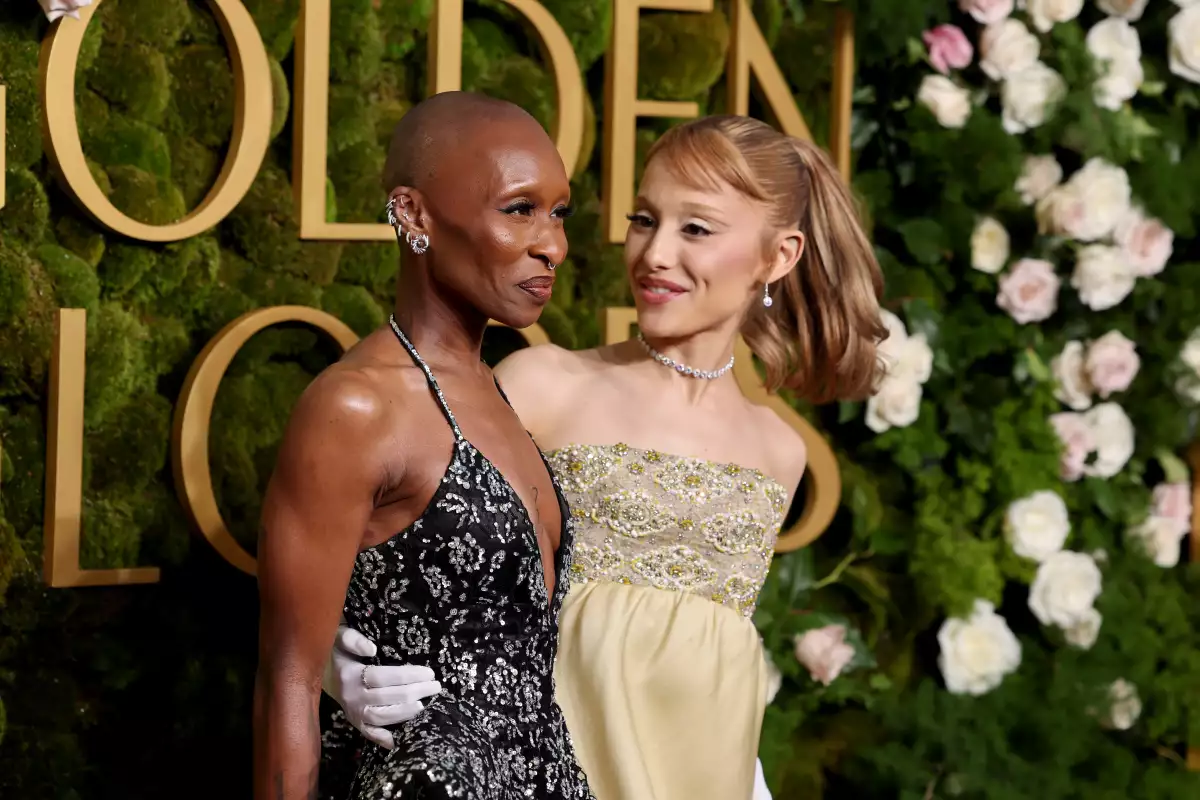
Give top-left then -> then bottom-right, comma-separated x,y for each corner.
762,283 -> 773,308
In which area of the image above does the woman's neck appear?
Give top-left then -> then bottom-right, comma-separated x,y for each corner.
392,267 -> 488,369
636,324 -> 740,403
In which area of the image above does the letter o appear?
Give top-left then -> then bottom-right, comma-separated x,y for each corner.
172,306 -> 360,576
40,0 -> 273,242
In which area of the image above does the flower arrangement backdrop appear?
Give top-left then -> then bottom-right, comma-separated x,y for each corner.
2,0 -> 1200,797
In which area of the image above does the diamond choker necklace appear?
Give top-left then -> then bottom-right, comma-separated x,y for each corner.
636,333 -> 735,380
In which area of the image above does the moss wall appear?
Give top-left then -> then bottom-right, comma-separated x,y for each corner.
0,0 -> 838,796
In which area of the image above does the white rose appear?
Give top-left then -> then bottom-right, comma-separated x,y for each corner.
1001,62 -> 1067,134
1097,0 -> 1149,20
960,0 -> 1016,24
1064,158 -> 1133,241
1180,328 -> 1200,374
1114,206 -> 1174,277
917,74 -> 973,128
762,646 -> 782,704
971,217 -> 1011,274
1052,340 -> 1094,410
1102,679 -> 1142,730
865,375 -> 923,433
877,310 -> 933,384
38,0 -> 92,21
1083,401 -> 1135,478
1168,5 -> 1200,85
1026,0 -> 1085,32
1028,550 -> 1103,629
1005,490 -> 1071,562
1071,245 -> 1136,311
1085,330 -> 1140,398
1015,154 -> 1063,205
980,18 -> 1041,80
1127,515 -> 1187,567
1087,18 -> 1144,110
1064,606 -> 1102,649
937,600 -> 1023,696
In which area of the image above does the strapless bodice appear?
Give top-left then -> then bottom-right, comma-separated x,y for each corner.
545,443 -> 788,618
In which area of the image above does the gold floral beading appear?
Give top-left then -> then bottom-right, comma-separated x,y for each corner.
547,443 -> 787,618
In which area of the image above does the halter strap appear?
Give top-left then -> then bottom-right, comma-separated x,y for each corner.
387,315 -> 462,439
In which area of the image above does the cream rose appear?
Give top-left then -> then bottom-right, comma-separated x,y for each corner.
937,600 -> 1022,696
1085,331 -> 1139,398
1064,158 -> 1133,241
763,647 -> 782,704
1098,0 -> 1149,20
1052,340 -> 1094,410
1028,550 -> 1103,629
1102,679 -> 1142,730
1127,515 -> 1186,567
1001,62 -> 1067,134
38,0 -> 92,21
794,624 -> 856,686
1051,411 -> 1095,482
1168,5 -> 1200,85
1083,402 -> 1135,478
980,18 -> 1041,80
1151,482 -> 1192,537
1005,490 -> 1071,562
1026,0 -> 1085,32
917,75 -> 973,129
865,375 -> 923,433
1086,18 -> 1144,110
1064,606 -> 1102,649
1071,245 -> 1136,311
877,310 -> 934,384
997,258 -> 1060,324
971,217 -> 1011,274
1015,154 -> 1063,205
1114,207 -> 1173,277
960,0 -> 1015,24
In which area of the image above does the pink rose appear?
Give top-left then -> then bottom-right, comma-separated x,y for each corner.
1151,482 -> 1191,537
959,0 -> 1015,24
1051,412 -> 1095,482
923,25 -> 974,74
1114,208 -> 1173,277
793,624 -> 856,686
997,258 -> 1061,324
1085,331 -> 1140,398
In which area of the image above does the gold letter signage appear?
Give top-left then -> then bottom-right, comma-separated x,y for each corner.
171,306 -> 361,576
295,0 -> 585,240
601,308 -> 840,552
43,309 -> 162,587
39,0 -> 273,242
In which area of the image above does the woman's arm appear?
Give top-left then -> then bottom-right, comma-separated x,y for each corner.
253,376 -> 394,800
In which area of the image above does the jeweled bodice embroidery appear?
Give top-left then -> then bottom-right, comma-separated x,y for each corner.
545,443 -> 788,618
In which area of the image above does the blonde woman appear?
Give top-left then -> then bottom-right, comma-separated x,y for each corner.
323,115 -> 886,799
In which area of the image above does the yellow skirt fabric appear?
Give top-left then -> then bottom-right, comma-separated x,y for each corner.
554,580 -> 769,800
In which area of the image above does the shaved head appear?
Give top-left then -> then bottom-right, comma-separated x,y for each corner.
381,91 -> 546,193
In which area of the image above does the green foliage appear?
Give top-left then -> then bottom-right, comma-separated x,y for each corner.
3,0 -> 1200,797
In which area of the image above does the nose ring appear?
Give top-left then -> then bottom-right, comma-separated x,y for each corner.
547,261 -> 557,271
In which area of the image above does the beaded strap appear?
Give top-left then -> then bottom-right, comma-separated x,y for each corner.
387,314 -> 463,439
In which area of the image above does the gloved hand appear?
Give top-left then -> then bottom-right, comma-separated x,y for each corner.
322,623 -> 442,749
752,757 -> 772,800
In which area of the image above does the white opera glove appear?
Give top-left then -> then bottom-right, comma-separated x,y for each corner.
752,757 -> 772,800
322,623 -> 442,749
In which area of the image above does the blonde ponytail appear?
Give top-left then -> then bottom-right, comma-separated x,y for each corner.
647,116 -> 888,402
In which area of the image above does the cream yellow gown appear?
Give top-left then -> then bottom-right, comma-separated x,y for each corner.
545,443 -> 788,800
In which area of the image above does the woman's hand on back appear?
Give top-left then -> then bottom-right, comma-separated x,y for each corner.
323,624 -> 443,749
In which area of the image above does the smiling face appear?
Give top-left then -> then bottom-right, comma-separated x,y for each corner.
624,154 -> 803,342
389,105 -> 573,330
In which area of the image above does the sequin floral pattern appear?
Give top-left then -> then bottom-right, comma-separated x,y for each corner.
324,320 -> 593,800
547,443 -> 788,618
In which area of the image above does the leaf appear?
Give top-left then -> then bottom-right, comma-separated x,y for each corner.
839,400 -> 863,424
896,218 -> 947,265
1157,449 -> 1190,484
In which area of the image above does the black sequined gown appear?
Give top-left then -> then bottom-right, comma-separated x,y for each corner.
324,320 -> 593,800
